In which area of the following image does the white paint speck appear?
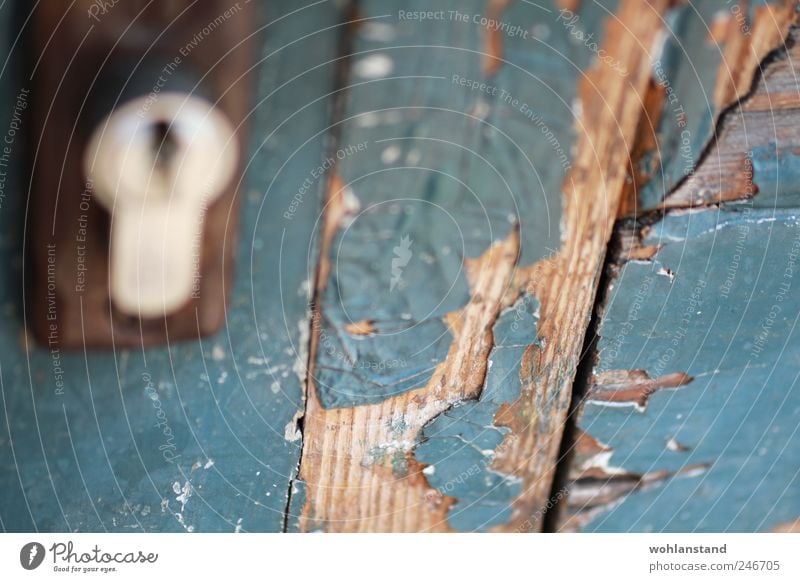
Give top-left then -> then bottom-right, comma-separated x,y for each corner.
666,438 -> 688,452
470,98 -> 491,121
580,449 -> 627,476
571,98 -> 583,119
361,22 -> 396,42
353,54 -> 394,79
406,149 -> 422,166
657,266 -> 675,282
381,145 -> 402,164
298,278 -> 312,299
339,186 -> 361,229
284,411 -> 303,442
175,481 -> 193,512
356,112 -> 380,128
211,345 -> 225,361
531,23 -> 550,40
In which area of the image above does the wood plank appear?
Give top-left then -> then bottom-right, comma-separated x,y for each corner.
0,0 -> 341,532
664,27 -> 800,208
624,0 -> 795,213
560,25 -> 800,532
294,0 -> 668,532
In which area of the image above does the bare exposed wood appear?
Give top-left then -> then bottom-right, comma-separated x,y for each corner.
301,228 -> 521,531
490,0 -> 671,532
627,1 -> 798,212
560,22 -> 800,527
296,0 -> 670,532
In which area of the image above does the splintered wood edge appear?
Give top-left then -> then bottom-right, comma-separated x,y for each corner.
627,0 -> 798,213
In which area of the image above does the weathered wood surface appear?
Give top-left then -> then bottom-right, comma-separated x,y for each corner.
560,18 -> 800,532
625,0 -> 796,213
0,0 -> 341,532
2,0 -> 799,534
294,0 -> 668,532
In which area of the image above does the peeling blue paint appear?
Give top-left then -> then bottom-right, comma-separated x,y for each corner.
749,142 -> 800,207
638,0 -> 786,209
285,478 -> 307,533
414,295 -> 540,532
576,206 -> 800,531
638,1 -> 719,209
315,0 -> 618,408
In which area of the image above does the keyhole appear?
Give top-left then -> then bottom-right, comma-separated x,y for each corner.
150,120 -> 180,199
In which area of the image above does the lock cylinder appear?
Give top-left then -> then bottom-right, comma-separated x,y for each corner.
83,92 -> 239,318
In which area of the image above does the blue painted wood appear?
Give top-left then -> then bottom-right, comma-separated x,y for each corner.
415,296 -> 540,531
750,142 -> 800,207
568,195 -> 800,532
300,0 -> 622,532
0,0 -> 341,532
314,0 -> 616,409
636,0 -> 786,209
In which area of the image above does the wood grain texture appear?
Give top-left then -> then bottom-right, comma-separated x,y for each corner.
294,0 -> 670,532
625,0 -> 796,212
560,25 -> 800,533
663,22 -> 800,209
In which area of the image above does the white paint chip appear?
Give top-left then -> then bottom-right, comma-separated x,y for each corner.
361,22 -> 396,42
175,481 -> 193,513
211,344 -> 225,361
353,54 -> 394,79
381,145 -> 402,164
284,411 -> 303,442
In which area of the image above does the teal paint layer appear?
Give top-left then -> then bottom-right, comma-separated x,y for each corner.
0,0 -> 341,532
315,0 -> 618,408
577,206 -> 800,531
285,478 -> 307,533
749,142 -> 800,207
414,295 -> 540,532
